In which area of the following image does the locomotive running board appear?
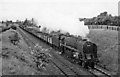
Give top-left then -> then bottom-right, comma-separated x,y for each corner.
61,44 -> 79,52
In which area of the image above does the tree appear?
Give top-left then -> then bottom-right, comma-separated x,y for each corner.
100,11 -> 108,16
81,11 -> 120,26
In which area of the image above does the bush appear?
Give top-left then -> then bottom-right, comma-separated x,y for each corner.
9,32 -> 20,45
11,26 -> 17,30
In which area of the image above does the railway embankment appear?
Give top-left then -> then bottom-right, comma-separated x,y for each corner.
87,29 -> 118,74
1,28 -> 65,75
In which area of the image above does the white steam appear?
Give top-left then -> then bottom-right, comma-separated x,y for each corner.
35,9 -> 89,37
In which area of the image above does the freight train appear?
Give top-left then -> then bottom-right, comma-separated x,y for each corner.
19,25 -> 99,69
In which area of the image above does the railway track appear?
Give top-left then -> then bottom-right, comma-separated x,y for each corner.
18,26 -> 113,77
96,63 -> 111,71
61,52 -> 113,77
93,66 -> 113,77
60,49 -> 113,77
18,28 -> 67,75
18,27 -> 89,76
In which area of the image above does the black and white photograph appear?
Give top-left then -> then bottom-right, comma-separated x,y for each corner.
0,0 -> 119,76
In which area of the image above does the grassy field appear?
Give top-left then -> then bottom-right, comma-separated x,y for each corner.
87,29 -> 118,73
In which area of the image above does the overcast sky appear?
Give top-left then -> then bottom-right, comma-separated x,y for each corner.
0,0 -> 119,21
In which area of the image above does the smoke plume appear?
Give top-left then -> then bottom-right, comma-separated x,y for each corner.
35,9 -> 89,37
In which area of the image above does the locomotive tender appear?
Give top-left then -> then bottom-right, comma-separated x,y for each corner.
19,25 -> 98,69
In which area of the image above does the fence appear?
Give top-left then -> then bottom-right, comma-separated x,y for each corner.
87,25 -> 120,31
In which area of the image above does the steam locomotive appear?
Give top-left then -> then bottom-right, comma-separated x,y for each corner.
19,25 -> 98,69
